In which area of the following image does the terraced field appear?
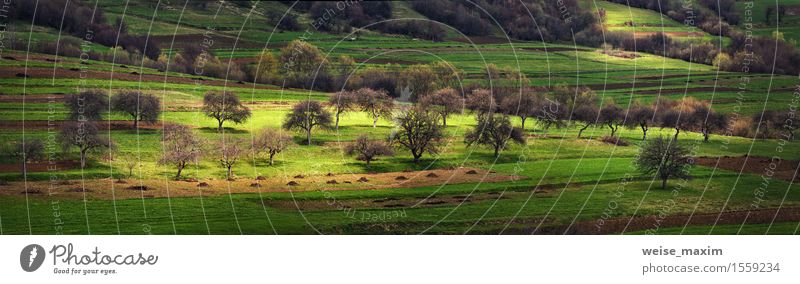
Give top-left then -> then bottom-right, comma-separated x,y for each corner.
0,0 -> 798,235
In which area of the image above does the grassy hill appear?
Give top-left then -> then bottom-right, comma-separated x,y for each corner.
0,1 -> 798,235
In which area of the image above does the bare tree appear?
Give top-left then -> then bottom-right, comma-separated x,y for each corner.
389,107 -> 444,164
356,88 -> 395,128
464,114 -> 525,157
419,88 -> 464,127
253,128 -> 294,166
465,88 -> 496,115
345,135 -> 394,167
599,102 -> 624,137
659,109 -> 697,141
13,139 -> 44,175
328,90 -> 357,130
111,90 -> 161,128
693,105 -> 728,142
636,137 -> 692,189
202,91 -> 252,132
159,124 -> 202,180
626,102 -> 655,141
218,138 -> 245,180
64,90 -> 108,121
283,100 -> 333,145
572,104 -> 599,138
499,92 -> 540,130
14,138 -> 44,164
58,121 -> 113,168
401,64 -> 437,101
537,97 -> 566,132
117,151 -> 139,178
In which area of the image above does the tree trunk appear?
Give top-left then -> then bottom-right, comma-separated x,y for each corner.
609,123 -> 616,137
641,124 -> 648,141
269,153 -> 275,165
661,177 -> 667,189
80,148 -> 87,168
442,115 -> 448,127
335,113 -> 340,130
520,117 -> 526,130
306,128 -> 312,145
413,154 -> 421,164
578,123 -> 590,138
175,163 -> 185,180
217,119 -> 224,132
674,127 -> 680,141
494,145 -> 500,157
227,166 -> 233,179
133,116 -> 139,129
373,116 -> 378,128
703,129 -> 710,142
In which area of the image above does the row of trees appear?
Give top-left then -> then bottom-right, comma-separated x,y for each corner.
11,84 -> 796,181
9,0 -> 160,60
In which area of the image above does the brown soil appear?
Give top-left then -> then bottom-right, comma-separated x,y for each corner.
634,87 -> 739,95
0,161 -> 79,173
695,156 -> 800,183
0,120 -> 176,131
0,168 -> 519,200
582,82 -> 664,90
0,67 -> 280,91
0,94 -> 66,103
150,34 -> 264,49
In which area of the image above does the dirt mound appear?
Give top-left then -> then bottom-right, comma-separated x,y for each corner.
125,186 -> 149,191
0,167 -> 516,200
465,170 -> 478,175
395,176 -> 408,180
114,179 -> 127,184
326,180 -> 338,184
293,175 -> 305,179
20,189 -> 42,194
426,173 -> 439,178
249,183 -> 261,188
256,176 -> 267,180
695,156 -> 800,183
66,188 -> 92,193
326,172 -> 334,176
184,178 -> 198,182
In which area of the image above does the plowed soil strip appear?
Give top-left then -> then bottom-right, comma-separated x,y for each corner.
0,168 -> 520,200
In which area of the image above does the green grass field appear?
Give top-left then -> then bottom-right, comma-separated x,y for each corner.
1,1 -> 798,235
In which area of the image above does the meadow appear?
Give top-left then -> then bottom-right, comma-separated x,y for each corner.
0,0 -> 798,235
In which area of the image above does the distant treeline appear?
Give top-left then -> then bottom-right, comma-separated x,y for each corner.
598,0 -> 800,75
7,0 -> 161,60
